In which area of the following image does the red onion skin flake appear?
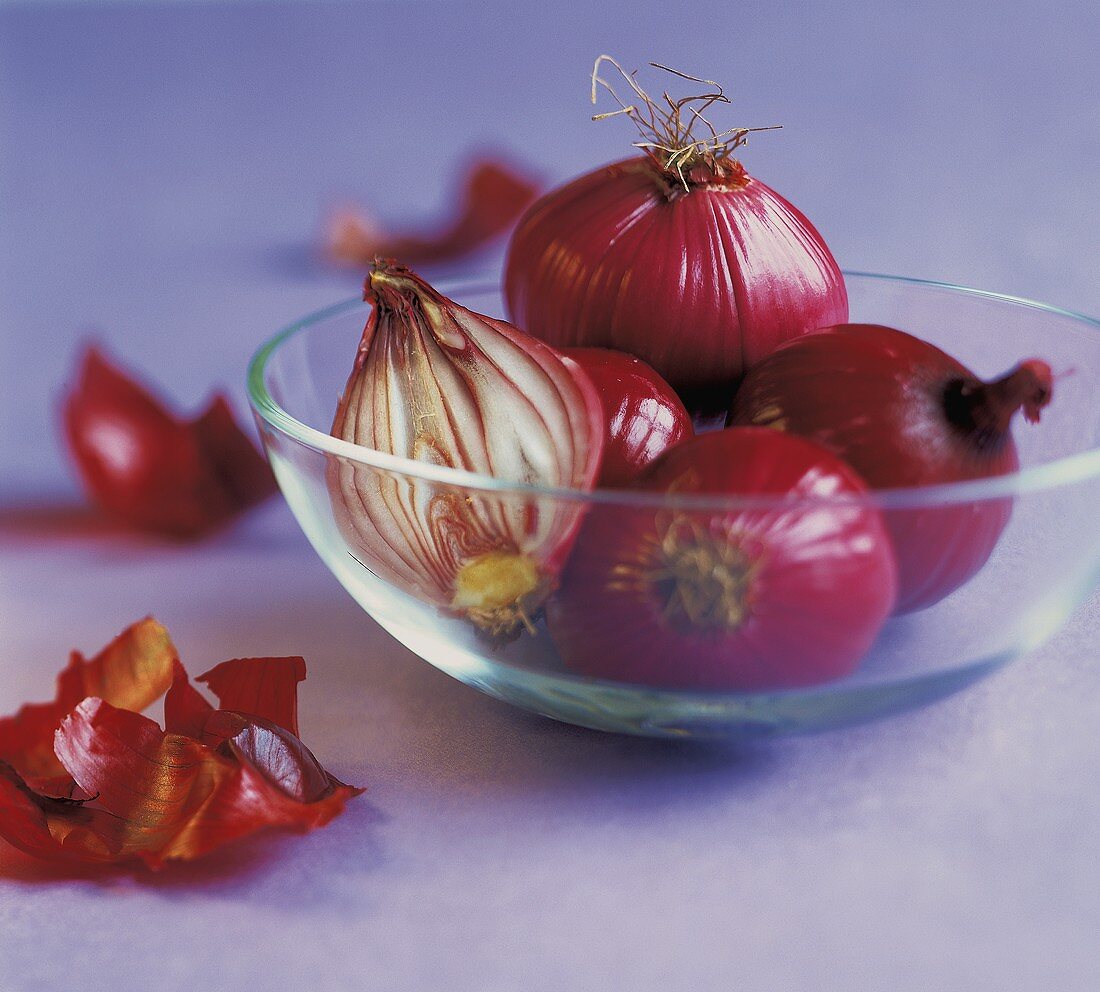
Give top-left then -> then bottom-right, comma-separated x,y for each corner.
0,622 -> 362,871
62,347 -> 276,540
327,157 -> 539,267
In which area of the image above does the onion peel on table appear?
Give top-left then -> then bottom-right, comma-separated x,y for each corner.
0,617 -> 176,782
325,156 -> 540,267
62,346 -> 278,540
0,619 -> 362,871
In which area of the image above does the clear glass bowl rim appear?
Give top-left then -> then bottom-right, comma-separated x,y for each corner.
247,270 -> 1100,512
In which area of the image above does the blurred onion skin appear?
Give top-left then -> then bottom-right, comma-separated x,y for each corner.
504,157 -> 848,416
62,348 -> 276,539
729,324 -> 1053,612
562,347 -> 693,488
547,428 -> 897,691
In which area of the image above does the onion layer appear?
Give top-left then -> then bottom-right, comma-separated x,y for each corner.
547,428 -> 897,690
329,262 -> 604,636
728,323 -> 1054,612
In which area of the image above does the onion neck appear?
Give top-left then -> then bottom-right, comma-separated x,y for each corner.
364,260 -> 443,313
643,152 -> 750,196
363,260 -> 461,349
943,359 -> 1054,450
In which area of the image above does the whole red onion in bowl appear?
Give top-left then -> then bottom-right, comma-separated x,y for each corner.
562,347 -> 693,487
728,323 -> 1054,612
503,58 -> 847,416
547,428 -> 897,690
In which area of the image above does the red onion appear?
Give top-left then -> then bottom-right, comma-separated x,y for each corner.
728,323 -> 1054,612
329,261 -> 605,636
547,428 -> 897,690
562,347 -> 693,487
504,58 -> 847,415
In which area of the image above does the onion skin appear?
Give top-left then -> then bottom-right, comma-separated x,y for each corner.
728,323 -> 1054,612
562,347 -> 693,488
504,157 -> 848,415
329,262 -> 604,636
547,428 -> 897,691
62,347 -> 276,539
326,157 -> 540,267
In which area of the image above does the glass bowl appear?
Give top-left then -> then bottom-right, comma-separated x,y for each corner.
248,273 -> 1100,738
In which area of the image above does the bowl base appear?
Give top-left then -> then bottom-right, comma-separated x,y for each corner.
373,604 -> 1013,738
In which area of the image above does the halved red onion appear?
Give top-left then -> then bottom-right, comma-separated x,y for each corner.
329,262 -> 605,636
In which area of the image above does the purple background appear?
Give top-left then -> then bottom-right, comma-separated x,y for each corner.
1,2 -> 1098,989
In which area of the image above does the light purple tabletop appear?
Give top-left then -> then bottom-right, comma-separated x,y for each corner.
1,3 -> 1098,989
